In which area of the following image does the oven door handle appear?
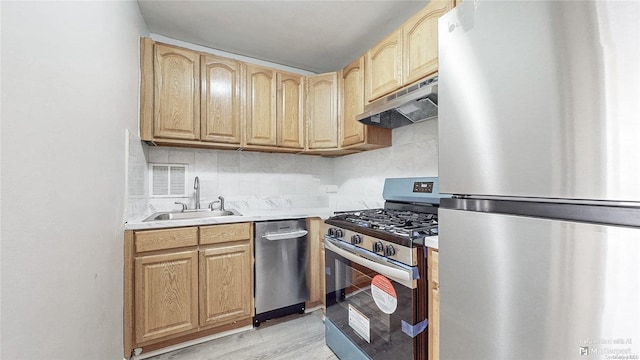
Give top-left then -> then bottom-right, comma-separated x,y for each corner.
324,238 -> 416,289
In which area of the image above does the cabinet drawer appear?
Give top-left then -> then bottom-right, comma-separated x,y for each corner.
200,223 -> 251,245
135,227 -> 198,253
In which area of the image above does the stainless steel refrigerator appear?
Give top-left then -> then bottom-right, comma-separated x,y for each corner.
437,1 -> 640,359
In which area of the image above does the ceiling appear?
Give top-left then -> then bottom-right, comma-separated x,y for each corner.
137,0 -> 430,74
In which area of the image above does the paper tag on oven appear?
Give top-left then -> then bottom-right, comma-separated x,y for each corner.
348,304 -> 371,343
371,275 -> 398,314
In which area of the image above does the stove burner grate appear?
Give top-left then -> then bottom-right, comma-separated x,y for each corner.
331,208 -> 438,241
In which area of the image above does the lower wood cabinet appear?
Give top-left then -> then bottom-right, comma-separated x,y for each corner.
305,218 -> 324,310
124,223 -> 254,358
199,242 -> 253,328
135,250 -> 199,344
428,248 -> 440,360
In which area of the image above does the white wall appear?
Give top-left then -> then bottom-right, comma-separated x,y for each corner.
1,1 -> 148,359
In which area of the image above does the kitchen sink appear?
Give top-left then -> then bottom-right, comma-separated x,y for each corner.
142,209 -> 242,222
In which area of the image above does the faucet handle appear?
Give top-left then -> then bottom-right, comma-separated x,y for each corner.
218,196 -> 225,211
174,202 -> 188,212
208,200 -> 220,210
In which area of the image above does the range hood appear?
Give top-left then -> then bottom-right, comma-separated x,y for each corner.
357,76 -> 438,129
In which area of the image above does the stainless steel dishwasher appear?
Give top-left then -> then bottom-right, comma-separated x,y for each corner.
254,219 -> 309,326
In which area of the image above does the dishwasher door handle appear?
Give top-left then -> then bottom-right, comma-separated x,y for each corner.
262,230 -> 308,241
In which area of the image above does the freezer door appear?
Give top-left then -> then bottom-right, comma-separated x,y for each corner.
438,1 -> 640,201
439,208 -> 640,360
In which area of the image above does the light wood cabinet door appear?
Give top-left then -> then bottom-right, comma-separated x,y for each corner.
135,250 -> 199,343
340,57 -> 366,147
201,55 -> 243,144
199,242 -> 253,328
306,218 -> 322,308
340,57 -> 392,150
403,0 -> 453,85
366,28 -> 403,102
306,73 -> 338,149
246,64 -> 277,146
428,249 -> 440,360
154,44 -> 201,140
277,72 -> 305,149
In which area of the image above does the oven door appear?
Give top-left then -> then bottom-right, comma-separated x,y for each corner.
324,236 -> 425,360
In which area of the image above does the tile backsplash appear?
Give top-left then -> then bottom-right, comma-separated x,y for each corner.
126,139 -> 335,220
333,120 -> 438,210
126,131 -> 149,219
126,119 -> 438,221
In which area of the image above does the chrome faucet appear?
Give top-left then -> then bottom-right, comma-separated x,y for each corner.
174,202 -> 188,211
208,196 -> 225,211
194,176 -> 200,210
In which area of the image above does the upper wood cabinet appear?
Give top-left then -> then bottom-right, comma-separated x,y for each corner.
306,73 -> 339,150
201,55 -> 243,144
340,56 -> 391,150
153,44 -> 201,140
365,28 -> 403,102
403,0 -> 453,85
365,0 -> 453,102
277,72 -> 305,149
139,38 -> 390,156
341,57 -> 366,147
245,64 -> 277,146
141,40 -> 241,149
246,69 -> 305,149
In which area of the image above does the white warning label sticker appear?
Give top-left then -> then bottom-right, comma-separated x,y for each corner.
348,304 -> 371,343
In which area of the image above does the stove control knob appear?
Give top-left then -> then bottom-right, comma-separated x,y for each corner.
334,229 -> 344,238
373,241 -> 384,253
327,228 -> 335,236
384,245 -> 396,257
351,235 -> 363,245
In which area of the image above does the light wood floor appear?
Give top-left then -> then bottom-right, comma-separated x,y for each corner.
146,310 -> 339,360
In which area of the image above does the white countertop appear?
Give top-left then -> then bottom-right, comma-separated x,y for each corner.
125,207 -> 334,230
125,207 -> 439,249
424,235 -> 439,250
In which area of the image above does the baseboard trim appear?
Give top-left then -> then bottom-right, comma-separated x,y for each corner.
131,324 -> 253,360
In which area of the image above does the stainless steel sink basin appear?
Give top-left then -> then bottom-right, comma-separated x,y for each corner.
143,209 -> 242,222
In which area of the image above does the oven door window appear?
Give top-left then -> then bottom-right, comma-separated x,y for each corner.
325,247 -> 415,359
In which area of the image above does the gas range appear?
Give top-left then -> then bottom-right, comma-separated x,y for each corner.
323,177 -> 446,360
326,206 -> 438,244
324,177 -> 445,267
324,204 -> 438,266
